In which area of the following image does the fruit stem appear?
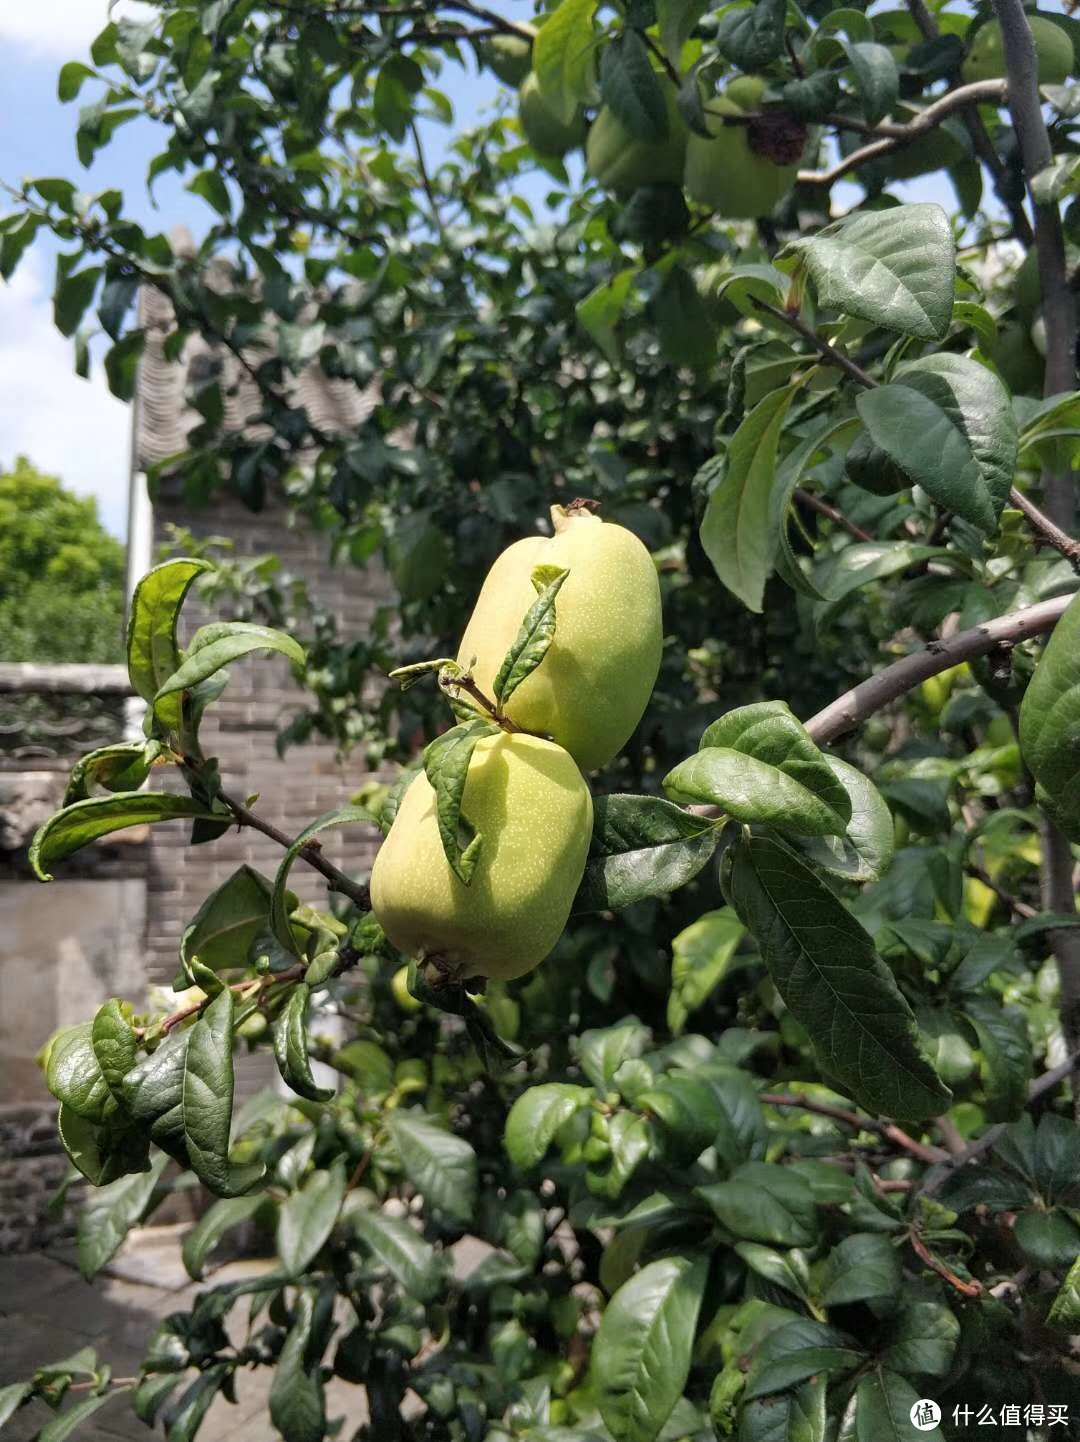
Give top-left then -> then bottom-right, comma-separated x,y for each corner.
446,672 -> 520,732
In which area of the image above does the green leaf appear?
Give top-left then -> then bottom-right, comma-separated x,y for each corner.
183,988 -> 266,1196
492,565 -> 570,705
0,1383 -> 31,1430
1015,1206 -> 1080,1267
727,833 -> 950,1119
783,203 -> 955,340
77,1153 -> 168,1280
38,1391 -> 128,1442
745,1318 -> 862,1400
1019,590 -> 1080,841
30,793 -> 217,881
274,985 -> 335,1103
58,61 -> 96,102
962,996 -> 1032,1122
578,1020 -> 651,1091
699,1161 -> 818,1246
126,558 -> 213,731
181,865 -> 275,976
63,741 -> 158,804
658,0 -> 708,64
166,1365 -> 230,1442
182,1194 -> 267,1280
715,0 -> 786,69
132,1374 -> 181,1427
666,908 -> 746,1034
656,264 -> 716,370
505,1084 -> 594,1168
843,1369 -> 942,1440
57,1105 -> 149,1186
187,168 -> 231,217
701,701 -> 851,828
47,1022 -> 110,1121
699,384 -> 799,612
593,1255 -> 708,1442
793,756 -> 894,882
856,355 -> 1018,533
387,1111 -> 478,1226
343,1202 -> 444,1302
269,1291 -> 326,1442
814,541 -> 948,612
277,1158 -> 347,1276
577,269 -> 636,363
54,267 -> 103,338
422,720 -> 499,884
842,40 -> 899,124
1048,1254 -> 1080,1330
600,31 -> 668,142
122,1032 -> 191,1166
155,621 -> 305,703
534,0 -> 597,124
269,805 -> 375,954
819,1232 -> 901,1306
738,1378 -> 827,1442
880,1298 -> 959,1377
573,794 -> 718,913
663,748 -> 847,837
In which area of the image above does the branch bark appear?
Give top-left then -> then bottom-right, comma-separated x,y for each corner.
994,0 -> 1080,1080
804,594 -> 1071,744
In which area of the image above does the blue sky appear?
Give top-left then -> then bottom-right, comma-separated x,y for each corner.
0,1 -> 1028,540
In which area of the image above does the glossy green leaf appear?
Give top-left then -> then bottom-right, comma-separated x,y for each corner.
422,720 -> 499,884
745,1318 -> 862,1400
1019,590 -> 1080,841
269,1291 -> 326,1442
783,203 -> 955,339
701,701 -> 851,828
534,0 -> 597,124
132,1374 -> 181,1427
1048,1254 -> 1080,1330
343,1202 -> 444,1302
843,1369 -> 942,1440
857,355 -> 1017,532
0,1383 -> 31,1430
793,756 -> 895,882
492,565 -> 569,705
30,793 -> 217,882
716,0 -> 786,69
738,1378 -> 827,1442
182,1193 -> 267,1280
181,864 -> 275,976
576,269 -> 636,363
57,1105 -> 149,1186
122,1031 -> 191,1166
77,1152 -> 168,1280
38,1390 -> 127,1442
166,1365 -> 230,1442
505,1083 -> 594,1168
599,30 -> 668,141
91,998 -> 138,1102
578,1020 -> 651,1091
592,1255 -> 708,1442
126,558 -> 212,730
667,908 -> 746,1035
274,985 -> 335,1103
819,1232 -> 901,1306
699,384 -> 798,612
184,989 -> 266,1196
842,40 -> 899,124
47,1023 -> 110,1121
962,996 -> 1031,1121
63,741 -> 159,805
278,1159 -> 347,1276
814,541 -> 948,612
387,1110 -> 477,1225
573,794 -> 718,913
880,1298 -> 959,1377
664,747 -> 846,837
155,621 -> 305,702
699,1161 -> 818,1247
728,833 -> 950,1119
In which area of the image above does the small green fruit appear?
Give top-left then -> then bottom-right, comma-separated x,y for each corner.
370,731 -> 592,982
519,73 -> 586,157
456,505 -> 663,771
586,82 -> 688,195
963,16 -> 1073,85
480,27 -> 535,87
391,965 -> 423,1013
684,79 -> 805,218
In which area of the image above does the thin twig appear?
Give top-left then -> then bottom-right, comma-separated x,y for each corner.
909,1229 -> 984,1296
409,118 -> 448,246
760,1093 -> 948,1163
795,487 -> 875,542
217,788 -> 372,910
1009,487 -> 1080,573
967,864 -> 1038,921
750,298 -> 878,389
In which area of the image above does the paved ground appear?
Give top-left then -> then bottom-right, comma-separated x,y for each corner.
0,1227 -> 370,1440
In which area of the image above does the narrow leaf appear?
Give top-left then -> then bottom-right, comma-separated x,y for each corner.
30,793 -> 217,881
274,985 -> 335,1103
183,989 -> 265,1196
492,565 -> 570,705
277,1159 -> 347,1276
573,794 -> 718,913
422,719 -> 499,884
182,1194 -> 267,1280
77,1153 -> 168,1280
534,0 -> 597,124
387,1111 -> 478,1226
270,804 -> 376,953
126,558 -> 212,730
155,621 -> 305,702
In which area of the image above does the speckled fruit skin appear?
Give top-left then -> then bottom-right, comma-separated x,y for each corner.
456,507 -> 663,772
963,16 -> 1072,85
586,83 -> 688,195
683,78 -> 799,218
370,732 -> 592,982
518,74 -> 587,157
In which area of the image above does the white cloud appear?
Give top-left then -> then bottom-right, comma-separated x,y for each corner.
0,245 -> 130,537
0,1 -> 153,60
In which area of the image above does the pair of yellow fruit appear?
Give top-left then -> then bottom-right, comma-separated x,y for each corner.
371,507 -> 663,983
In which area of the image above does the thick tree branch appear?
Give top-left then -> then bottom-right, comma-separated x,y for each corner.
797,80 -> 1008,187
804,594 -> 1071,743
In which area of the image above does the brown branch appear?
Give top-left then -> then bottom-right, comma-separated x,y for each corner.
795,487 -> 875,542
967,864 -> 1038,921
760,1093 -> 948,1163
217,789 -> 372,910
804,594 -> 1072,744
797,80 -> 1009,187
1010,486 -> 1080,572
909,1229 -> 984,1296
750,298 -> 878,389
161,965 -> 305,1034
